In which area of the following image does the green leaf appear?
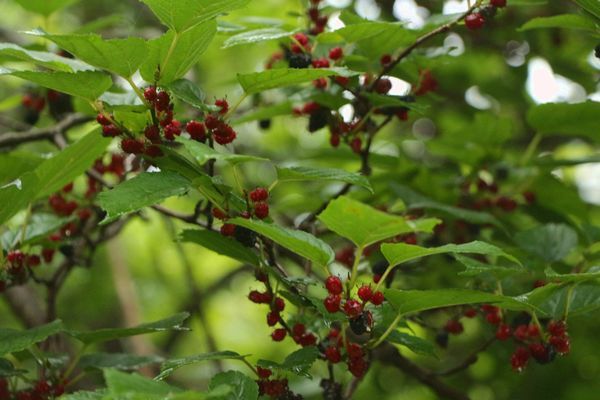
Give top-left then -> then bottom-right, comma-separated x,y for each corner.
527,101 -> 600,142
69,312 -> 189,345
59,391 -> 106,400
238,68 -> 357,94
0,358 -> 27,377
1,213 -> 70,249
208,371 -> 258,400
531,174 -> 587,220
13,0 -> 79,16
79,353 -> 164,371
520,282 -> 600,318
318,196 -> 440,248
385,331 -> 436,357
455,255 -> 525,279
276,166 -> 373,193
179,229 -> 260,266
156,351 -> 246,381
139,0 -> 251,32
0,128 -> 110,225
164,79 -> 206,110
0,320 -> 64,356
573,0 -> 600,20
97,171 -> 191,223
0,43 -> 93,72
28,31 -> 149,77
0,68 -> 112,100
257,347 -> 319,378
515,223 -> 578,263
178,137 -> 268,165
519,14 -> 598,32
384,289 -> 531,316
229,218 -> 334,266
544,267 -> 600,283
381,241 -> 522,268
0,151 -> 43,185
105,369 -> 182,396
222,27 -> 297,48
140,21 -> 217,84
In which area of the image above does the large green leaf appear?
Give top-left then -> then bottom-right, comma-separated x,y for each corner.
178,137 -> 267,165
257,347 -> 319,378
139,0 -> 250,32
384,289 -> 531,316
0,151 -> 44,185
69,313 -> 190,345
0,43 -> 93,72
385,331 -> 436,357
179,229 -> 260,265
164,79 -> 206,110
237,68 -> 356,94
276,166 -> 373,193
519,14 -> 599,32
574,0 -> 600,20
0,128 -> 110,225
0,320 -> 64,356
104,369 -> 182,396
156,351 -> 246,381
523,282 -> 600,318
381,241 -> 521,269
97,171 -> 192,223
0,68 -> 112,100
208,371 -> 258,400
229,218 -> 334,266
28,30 -> 149,78
527,102 -> 600,142
515,223 -> 578,263
140,20 -> 217,84
318,196 -> 439,248
79,353 -> 164,371
13,0 -> 79,16
222,28 -> 297,48
455,255 -> 526,279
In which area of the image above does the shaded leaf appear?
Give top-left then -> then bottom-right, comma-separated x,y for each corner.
208,371 -> 258,400
179,229 -> 260,265
0,320 -> 64,356
515,223 -> 578,262
276,166 -> 373,193
238,68 -> 356,94
157,351 -> 246,381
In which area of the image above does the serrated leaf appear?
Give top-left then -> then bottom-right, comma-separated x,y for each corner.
178,137 -> 268,165
0,68 -> 112,100
164,79 -> 206,110
382,241 -> 521,269
318,196 -> 439,248
276,166 -> 373,193
157,351 -> 246,381
27,30 -> 148,78
527,101 -> 600,142
222,28 -> 297,48
179,229 -> 260,266
519,14 -> 598,32
140,21 -> 216,84
384,289 -> 532,316
69,312 -> 189,345
237,68 -> 357,94
229,218 -> 334,266
0,128 -> 110,225
257,347 -> 319,378
0,43 -> 93,72
0,320 -> 64,356
97,171 -> 192,223
13,0 -> 79,16
139,0 -> 251,32
208,371 -> 258,400
515,223 -> 578,263
79,353 -> 164,371
518,282 -> 600,318
573,0 -> 600,20
455,255 -> 525,278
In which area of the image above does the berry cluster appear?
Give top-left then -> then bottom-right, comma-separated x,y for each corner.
0,378 -> 65,400
256,368 -> 302,399
322,328 -> 369,378
216,187 -> 271,241
465,0 -> 507,31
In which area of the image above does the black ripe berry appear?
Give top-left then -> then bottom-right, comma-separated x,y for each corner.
479,6 -> 497,20
529,342 -> 556,364
259,119 -> 272,130
595,44 -> 600,59
349,311 -> 372,335
234,226 -> 257,247
288,53 -> 312,69
308,107 -> 330,132
371,260 -> 389,276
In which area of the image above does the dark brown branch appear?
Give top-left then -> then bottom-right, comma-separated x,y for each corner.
0,114 -> 92,149
2,285 -> 47,328
373,343 -> 470,400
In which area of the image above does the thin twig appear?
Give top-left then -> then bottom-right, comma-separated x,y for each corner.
0,114 -> 92,149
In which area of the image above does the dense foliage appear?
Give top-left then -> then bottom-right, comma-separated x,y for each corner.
0,0 -> 599,399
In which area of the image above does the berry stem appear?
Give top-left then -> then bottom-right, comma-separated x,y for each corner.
347,246 -> 364,293
224,93 -> 248,120
125,77 -> 147,105
370,313 -> 403,348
